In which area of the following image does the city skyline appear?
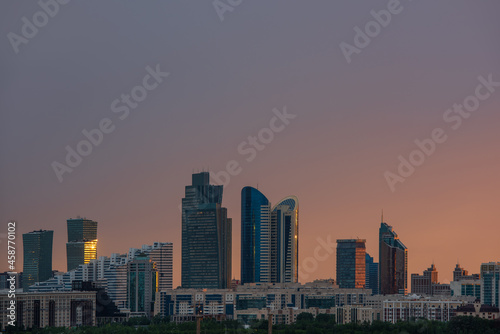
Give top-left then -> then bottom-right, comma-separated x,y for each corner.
2,1 -> 500,291
6,182 -> 497,291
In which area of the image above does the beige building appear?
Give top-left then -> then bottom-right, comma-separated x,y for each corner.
0,291 -> 96,330
455,302 -> 500,320
383,296 -> 474,323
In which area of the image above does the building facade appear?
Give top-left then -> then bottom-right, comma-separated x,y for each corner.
66,217 -> 98,271
127,254 -> 157,316
383,296 -> 473,323
241,187 -> 272,284
0,291 -> 96,330
182,172 -> 232,289
365,253 -> 379,295
336,239 -> 366,289
241,188 -> 299,284
23,230 -> 53,291
154,283 -> 372,325
481,262 -> 500,307
411,264 -> 438,295
270,196 -> 299,283
379,222 -> 407,295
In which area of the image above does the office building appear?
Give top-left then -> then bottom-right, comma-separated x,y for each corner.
336,239 -> 366,289
23,230 -> 53,290
365,253 -> 379,295
411,264 -> 438,295
481,262 -> 500,307
241,187 -> 271,284
241,188 -> 299,284
181,172 -> 232,289
66,217 -> 98,271
453,263 -> 480,281
127,254 -> 158,316
271,196 -> 299,283
379,221 -> 407,295
154,282 -> 372,324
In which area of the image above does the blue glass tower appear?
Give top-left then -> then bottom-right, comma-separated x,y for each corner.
241,187 -> 271,284
365,253 -> 379,295
23,230 -> 53,290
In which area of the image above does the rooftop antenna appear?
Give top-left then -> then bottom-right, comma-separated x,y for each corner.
381,209 -> 384,223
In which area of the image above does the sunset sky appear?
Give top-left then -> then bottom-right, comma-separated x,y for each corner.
1,1 -> 499,288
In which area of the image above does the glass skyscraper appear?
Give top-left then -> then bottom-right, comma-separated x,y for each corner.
379,221 -> 408,295
241,189 -> 299,284
365,253 -> 379,295
23,230 -> 53,290
271,196 -> 299,283
336,239 -> 366,289
181,172 -> 232,289
481,262 -> 500,307
127,254 -> 158,315
241,187 -> 271,284
66,217 -> 98,271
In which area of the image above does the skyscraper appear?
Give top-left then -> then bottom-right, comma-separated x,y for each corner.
241,187 -> 271,284
365,253 -> 379,295
66,217 -> 98,271
481,262 -> 500,307
271,196 -> 299,283
23,230 -> 53,290
240,188 -> 299,284
181,172 -> 232,289
379,220 -> 408,295
127,254 -> 157,316
336,239 -> 366,289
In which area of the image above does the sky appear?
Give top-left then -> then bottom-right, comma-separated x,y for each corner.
1,1 -> 499,288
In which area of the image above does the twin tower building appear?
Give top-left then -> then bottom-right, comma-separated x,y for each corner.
181,172 -> 299,289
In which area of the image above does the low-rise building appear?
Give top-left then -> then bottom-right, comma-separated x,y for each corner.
0,291 -> 96,330
383,295 -> 475,323
455,302 -> 500,320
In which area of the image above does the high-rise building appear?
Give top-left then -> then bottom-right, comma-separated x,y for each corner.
66,217 -> 98,271
336,239 -> 366,289
411,264 -> 438,295
241,187 -> 271,284
181,172 -> 232,289
240,188 -> 299,284
365,253 -> 379,295
481,262 -> 500,307
270,196 -> 299,283
22,230 -> 53,290
379,221 -> 407,295
453,263 -> 480,281
127,254 -> 158,316
144,242 -> 173,291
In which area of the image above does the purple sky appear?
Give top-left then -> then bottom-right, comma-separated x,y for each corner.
1,1 -> 499,288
